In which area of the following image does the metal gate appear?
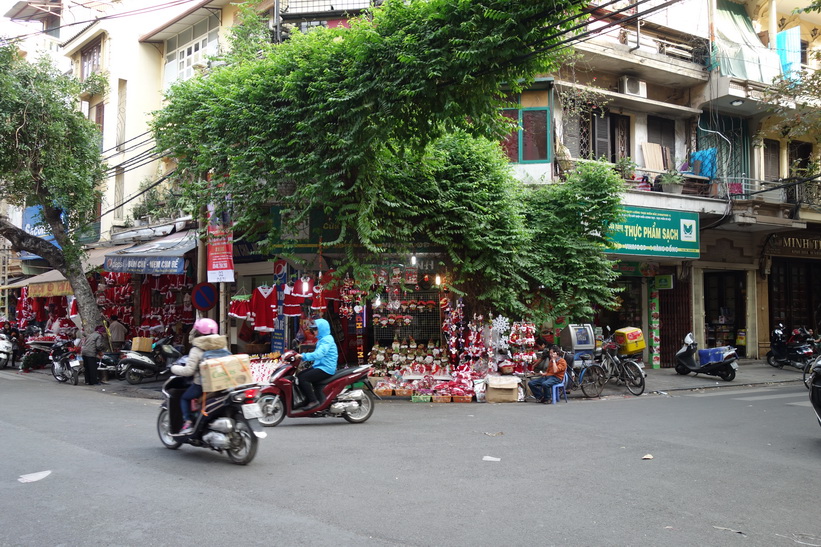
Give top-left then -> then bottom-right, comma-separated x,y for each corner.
658,267 -> 692,367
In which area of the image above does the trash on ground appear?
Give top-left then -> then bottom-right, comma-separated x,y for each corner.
18,470 -> 51,483
713,526 -> 746,537
483,432 -> 504,437
642,454 -> 653,460
482,456 -> 501,462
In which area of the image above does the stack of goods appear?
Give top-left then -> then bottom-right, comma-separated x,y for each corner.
508,322 -> 537,374
459,314 -> 488,369
442,298 -> 464,366
98,272 -> 134,327
136,273 -> 195,337
366,338 -> 446,376
249,354 -> 281,384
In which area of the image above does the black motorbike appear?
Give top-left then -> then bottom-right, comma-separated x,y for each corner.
118,336 -> 181,384
50,339 -> 80,383
675,332 -> 739,381
766,323 -> 813,376
156,375 -> 267,465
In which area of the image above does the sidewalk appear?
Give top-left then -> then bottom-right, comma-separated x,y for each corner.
9,358 -> 805,401
641,358 -> 804,394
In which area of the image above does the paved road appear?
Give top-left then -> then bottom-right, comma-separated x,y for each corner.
1,369 -> 820,546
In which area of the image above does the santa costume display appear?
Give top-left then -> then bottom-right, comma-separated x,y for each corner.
249,285 -> 278,332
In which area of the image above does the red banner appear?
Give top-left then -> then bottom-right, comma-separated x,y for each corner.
207,205 -> 235,283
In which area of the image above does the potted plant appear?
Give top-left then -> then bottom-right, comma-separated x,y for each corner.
614,156 -> 637,181
659,169 -> 685,194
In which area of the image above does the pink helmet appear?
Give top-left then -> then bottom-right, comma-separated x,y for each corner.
193,318 -> 219,335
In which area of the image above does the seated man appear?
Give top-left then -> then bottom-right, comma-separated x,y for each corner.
527,345 -> 567,404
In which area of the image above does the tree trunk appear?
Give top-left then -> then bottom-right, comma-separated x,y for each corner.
0,214 -> 103,336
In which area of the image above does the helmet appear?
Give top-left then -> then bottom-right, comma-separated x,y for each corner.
193,318 -> 219,335
307,321 -> 318,332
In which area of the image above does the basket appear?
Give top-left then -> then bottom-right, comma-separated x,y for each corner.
411,394 -> 432,403
451,395 -> 472,403
432,395 -> 452,403
374,388 -> 393,397
393,388 -> 413,397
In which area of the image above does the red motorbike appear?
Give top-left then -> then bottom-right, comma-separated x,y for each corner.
257,350 -> 376,427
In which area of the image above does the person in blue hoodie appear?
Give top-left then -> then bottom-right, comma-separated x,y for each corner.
296,318 -> 338,410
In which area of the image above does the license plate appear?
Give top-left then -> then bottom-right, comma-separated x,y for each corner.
242,403 -> 262,419
730,362 -> 738,369
69,359 -> 81,368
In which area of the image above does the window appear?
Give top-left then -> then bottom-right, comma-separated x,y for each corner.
90,102 -> 104,150
564,110 -> 617,161
501,108 -> 550,163
163,13 -> 220,88
114,167 -> 124,221
81,39 -> 101,80
763,139 -> 780,181
789,141 -> 813,176
648,116 -> 675,151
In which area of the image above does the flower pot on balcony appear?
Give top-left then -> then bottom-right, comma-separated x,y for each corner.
662,183 -> 684,194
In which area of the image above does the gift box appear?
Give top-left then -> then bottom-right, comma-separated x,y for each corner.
200,354 -> 254,392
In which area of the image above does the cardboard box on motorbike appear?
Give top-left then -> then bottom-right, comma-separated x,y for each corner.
201,354 -> 254,392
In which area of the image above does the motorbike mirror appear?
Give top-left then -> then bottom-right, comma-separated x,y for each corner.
684,333 -> 695,345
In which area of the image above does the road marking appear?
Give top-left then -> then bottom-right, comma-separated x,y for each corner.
734,393 -> 809,401
786,401 -> 813,407
686,388 -> 775,397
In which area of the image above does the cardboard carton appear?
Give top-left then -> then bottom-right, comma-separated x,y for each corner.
484,375 -> 520,403
131,337 -> 153,353
200,354 -> 254,392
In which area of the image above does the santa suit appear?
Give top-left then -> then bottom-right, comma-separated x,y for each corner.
249,286 -> 278,332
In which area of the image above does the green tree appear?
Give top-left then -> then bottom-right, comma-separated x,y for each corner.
0,45 -> 107,333
153,0 -> 623,319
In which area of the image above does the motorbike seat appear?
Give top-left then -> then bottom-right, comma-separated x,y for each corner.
317,366 -> 365,386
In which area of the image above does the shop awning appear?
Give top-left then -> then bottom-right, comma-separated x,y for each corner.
0,244 -> 135,297
103,230 -> 198,275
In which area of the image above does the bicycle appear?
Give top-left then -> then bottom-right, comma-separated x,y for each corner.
564,352 -> 607,398
599,336 -> 646,396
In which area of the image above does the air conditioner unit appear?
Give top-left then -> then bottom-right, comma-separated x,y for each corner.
619,76 -> 647,98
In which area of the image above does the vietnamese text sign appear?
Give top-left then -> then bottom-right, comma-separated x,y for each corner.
104,255 -> 185,275
607,207 -> 699,258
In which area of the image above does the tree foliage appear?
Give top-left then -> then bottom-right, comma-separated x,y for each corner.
152,0 -> 626,320
0,44 -> 107,332
761,64 -> 821,146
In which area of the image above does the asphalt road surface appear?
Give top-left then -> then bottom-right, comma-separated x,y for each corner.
1,371 -> 820,546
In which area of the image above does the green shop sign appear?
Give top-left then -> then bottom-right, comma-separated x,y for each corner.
607,206 -> 699,258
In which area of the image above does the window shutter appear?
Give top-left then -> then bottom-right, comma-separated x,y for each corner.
563,113 -> 581,158
593,114 -> 611,161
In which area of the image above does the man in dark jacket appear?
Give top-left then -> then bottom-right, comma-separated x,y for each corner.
81,326 -> 107,385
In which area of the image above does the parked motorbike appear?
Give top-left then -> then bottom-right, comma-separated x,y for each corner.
767,323 -> 813,374
0,334 -> 12,369
119,336 -> 181,384
62,351 -> 125,385
156,375 -> 267,465
258,350 -> 375,427
809,360 -> 821,429
50,339 -> 80,382
675,332 -> 739,381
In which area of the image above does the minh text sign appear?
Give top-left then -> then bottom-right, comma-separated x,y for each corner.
768,234 -> 821,258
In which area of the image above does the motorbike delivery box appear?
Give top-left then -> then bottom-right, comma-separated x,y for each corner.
614,327 -> 645,355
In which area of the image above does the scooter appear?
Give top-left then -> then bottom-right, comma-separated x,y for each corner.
675,332 -> 739,381
118,336 -> 181,384
0,334 -> 12,369
767,323 -> 813,372
257,350 -> 376,427
809,360 -> 821,429
156,375 -> 267,465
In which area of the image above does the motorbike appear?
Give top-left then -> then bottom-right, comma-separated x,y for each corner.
675,332 -> 739,381
257,349 -> 376,427
767,323 -> 813,374
118,336 -> 181,384
50,339 -> 81,382
0,333 -> 12,369
809,360 -> 821,429
156,375 -> 267,465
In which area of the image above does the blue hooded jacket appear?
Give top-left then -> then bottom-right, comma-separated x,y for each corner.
300,318 -> 338,375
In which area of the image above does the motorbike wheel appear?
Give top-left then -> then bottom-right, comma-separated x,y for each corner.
227,416 -> 257,465
622,361 -> 645,396
804,358 -> 820,389
343,391 -> 375,424
674,364 -> 691,375
718,366 -> 736,382
0,355 -> 8,369
70,368 -> 80,385
258,394 -> 285,427
156,408 -> 181,450
766,354 -> 783,368
124,365 -> 143,385
579,365 -> 606,398
51,361 -> 68,383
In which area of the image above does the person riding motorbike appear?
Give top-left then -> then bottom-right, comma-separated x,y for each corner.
294,318 -> 338,411
170,318 -> 231,435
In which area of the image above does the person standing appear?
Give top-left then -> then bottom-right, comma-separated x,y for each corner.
107,315 -> 128,352
81,326 -> 107,385
527,345 -> 567,404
